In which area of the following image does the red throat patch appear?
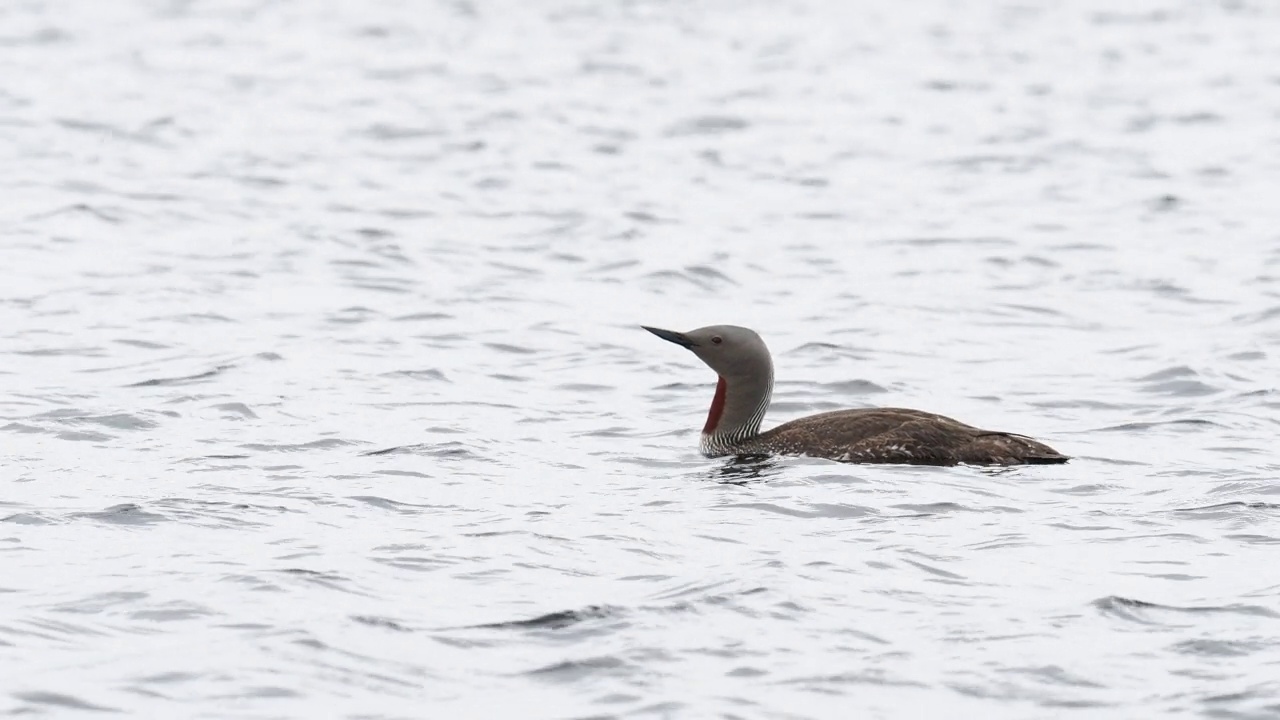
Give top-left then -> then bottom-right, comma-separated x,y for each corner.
703,376 -> 727,433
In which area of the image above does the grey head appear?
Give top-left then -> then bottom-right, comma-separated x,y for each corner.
641,324 -> 775,448
641,325 -> 773,384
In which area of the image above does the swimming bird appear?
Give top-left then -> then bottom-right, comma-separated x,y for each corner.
642,324 -> 1068,466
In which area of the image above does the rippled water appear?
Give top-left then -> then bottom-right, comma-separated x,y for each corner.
3,0 -> 1279,717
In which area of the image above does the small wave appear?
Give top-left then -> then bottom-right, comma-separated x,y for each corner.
524,655 -> 631,681
1172,638 -> 1268,657
239,438 -> 362,452
351,615 -> 414,632
1173,501 -> 1280,514
664,115 -> 749,136
469,605 -> 624,632
1093,596 -> 1280,624
70,504 -> 166,525
1092,419 -> 1218,433
362,441 -> 486,459
127,364 -> 232,387
348,495 -> 449,513
12,691 -> 119,713
727,498 -> 880,518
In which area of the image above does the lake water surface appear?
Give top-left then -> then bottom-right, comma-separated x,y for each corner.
3,0 -> 1279,717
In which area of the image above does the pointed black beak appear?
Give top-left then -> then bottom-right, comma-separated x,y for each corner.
641,325 -> 697,348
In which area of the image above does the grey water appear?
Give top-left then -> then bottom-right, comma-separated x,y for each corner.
3,0 -> 1279,717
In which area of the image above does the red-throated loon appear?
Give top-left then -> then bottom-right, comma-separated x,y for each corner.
643,324 -> 1068,466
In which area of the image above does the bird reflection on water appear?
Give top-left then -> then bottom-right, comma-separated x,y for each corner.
707,454 -> 781,485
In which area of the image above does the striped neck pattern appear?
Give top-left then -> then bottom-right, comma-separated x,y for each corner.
699,369 -> 773,456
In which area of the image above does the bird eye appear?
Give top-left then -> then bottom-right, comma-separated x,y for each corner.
711,336 -> 723,344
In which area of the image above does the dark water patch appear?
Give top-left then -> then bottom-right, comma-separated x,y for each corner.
724,502 -> 877,519
1224,534 -> 1280,545
1206,445 -> 1268,456
372,469 -> 431,479
1092,418 -> 1218,433
360,122 -> 442,141
994,303 -> 1066,317
352,615 -> 414,632
128,364 -> 233,387
33,410 -> 157,431
557,383 -> 614,393
645,577 -> 730,603
211,402 -> 256,418
145,312 -> 236,324
579,426 -> 638,439
133,671 -> 201,684
12,691 -> 119,713
1174,501 -> 1280,515
642,268 -> 728,291
52,591 -> 149,615
277,568 -> 366,595
665,115 -> 749,136
14,345 -> 107,357
27,201 -> 127,224
1141,380 -> 1222,397
70,504 -> 166,525
485,342 -> 537,355
0,27 -> 70,46
239,438 -> 362,452
350,279 -> 415,294
785,342 -> 875,362
54,429 -> 114,442
1051,484 -> 1119,496
382,368 -> 448,382
805,473 -> 872,486
1002,665 -> 1105,688
328,306 -> 381,324
349,495 -> 451,513
114,338 -> 169,349
1093,596 -> 1280,625
1127,572 -> 1204,581
526,655 -> 632,683
1048,521 -> 1116,531
471,605 -> 623,631
705,457 -> 784,484
393,311 -> 452,321
55,427 -> 114,440
363,441 -> 486,460
685,265 -> 737,284
890,502 -> 981,514
781,669 -> 927,689
1136,366 -> 1197,382
1173,638 -> 1267,657
218,573 -> 282,593
130,601 -> 215,622
371,553 -> 457,573
151,498 -> 286,526
1098,532 -> 1208,544
967,534 -> 1030,551
1233,306 -> 1280,325
820,379 -> 887,395
3,512 -> 55,525
622,208 -> 670,222
902,559 -> 965,581
876,236 -> 1014,247
490,373 -> 529,382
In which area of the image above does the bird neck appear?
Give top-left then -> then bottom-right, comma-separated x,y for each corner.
700,370 -> 773,455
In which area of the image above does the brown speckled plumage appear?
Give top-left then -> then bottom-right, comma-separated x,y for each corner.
743,408 -> 1066,465
643,324 -> 1068,467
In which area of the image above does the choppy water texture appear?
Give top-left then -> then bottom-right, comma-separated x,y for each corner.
3,0 -> 1279,717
